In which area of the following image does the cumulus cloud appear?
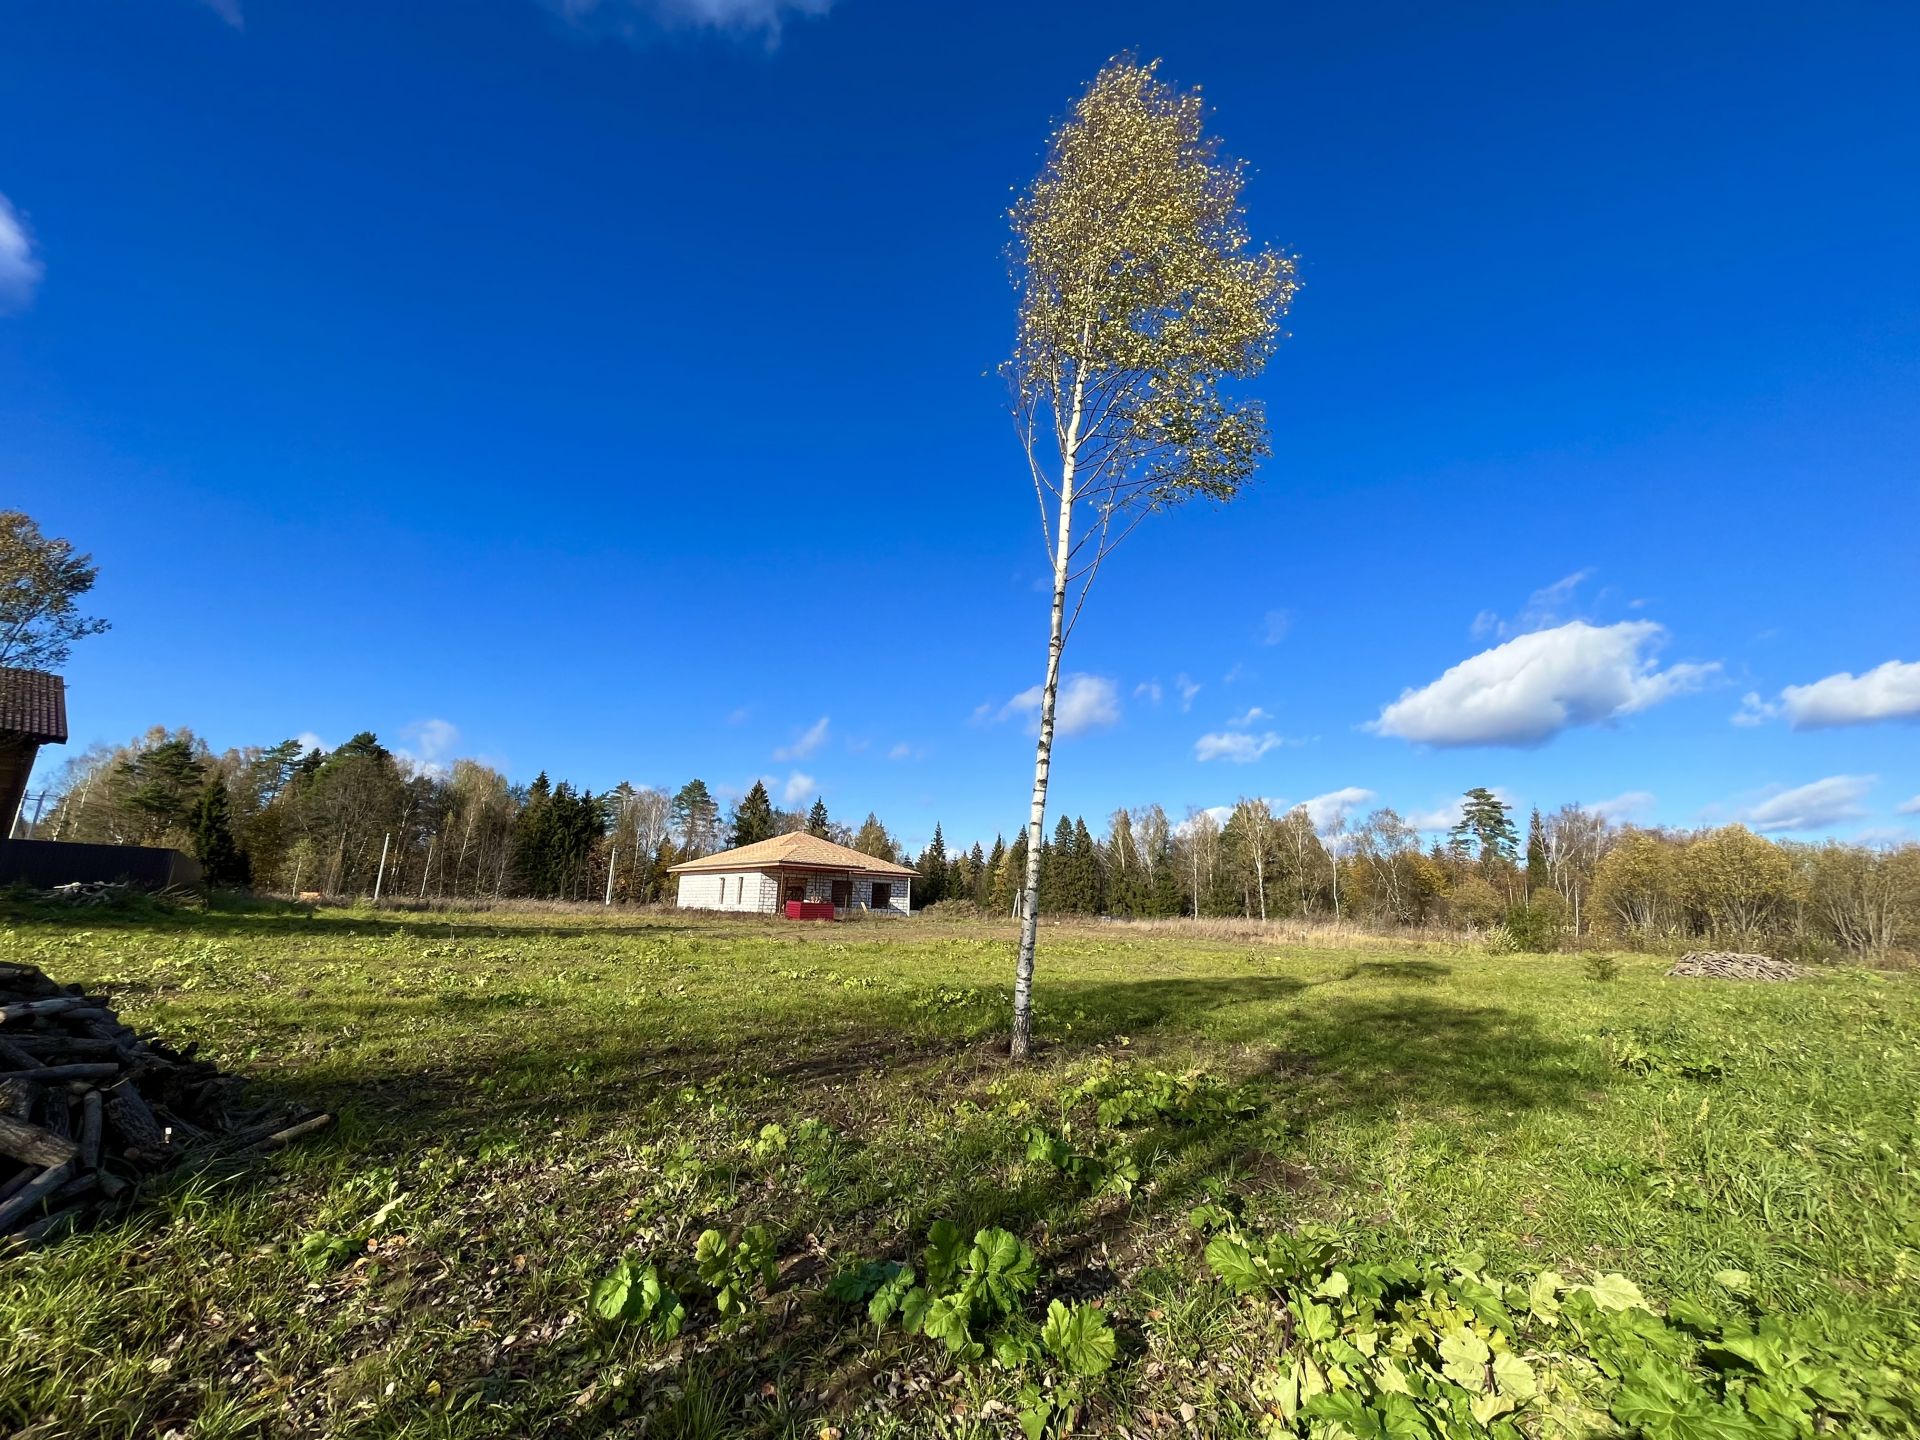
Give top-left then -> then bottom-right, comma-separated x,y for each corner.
1899,795 -> 1920,817
1299,787 -> 1375,832
1370,621 -> 1718,747
294,730 -> 327,755
1260,610 -> 1293,646
999,674 -> 1121,738
773,715 -> 829,761
1591,790 -> 1656,822
0,194 -> 44,314
780,771 -> 815,806
1738,775 -> 1876,833
1194,731 -> 1284,763
1776,660 -> 1920,729
1227,706 -> 1271,727
548,0 -> 832,43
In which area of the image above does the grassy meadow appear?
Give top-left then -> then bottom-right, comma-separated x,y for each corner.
0,901 -> 1916,1438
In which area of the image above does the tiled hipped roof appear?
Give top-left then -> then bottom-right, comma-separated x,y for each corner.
0,668 -> 68,745
667,831 -> 915,876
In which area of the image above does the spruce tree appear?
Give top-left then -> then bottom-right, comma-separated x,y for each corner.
969,842 -> 989,907
1525,807 -> 1549,896
730,780 -> 778,849
918,822 -> 950,907
189,777 -> 250,888
806,797 -> 831,839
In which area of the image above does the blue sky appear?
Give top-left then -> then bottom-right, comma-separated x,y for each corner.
4,0 -> 1917,853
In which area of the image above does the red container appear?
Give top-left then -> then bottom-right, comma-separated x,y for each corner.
784,901 -> 836,921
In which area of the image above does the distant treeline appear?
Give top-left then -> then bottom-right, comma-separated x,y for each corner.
37,731 -> 1920,962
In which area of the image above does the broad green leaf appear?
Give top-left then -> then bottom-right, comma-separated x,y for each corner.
1527,1269 -> 1565,1322
924,1220 -> 965,1289
1713,1269 -> 1753,1296
1294,1298 -> 1339,1344
1582,1273 -> 1649,1312
1040,1299 -> 1117,1377
921,1293 -> 975,1353
1491,1350 -> 1536,1400
1204,1235 -> 1271,1295
1439,1327 -> 1490,1391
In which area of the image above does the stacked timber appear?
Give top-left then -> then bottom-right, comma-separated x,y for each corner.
0,960 -> 332,1244
1668,951 -> 1799,981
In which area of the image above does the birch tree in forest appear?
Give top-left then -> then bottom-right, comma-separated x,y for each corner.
1005,57 -> 1295,1057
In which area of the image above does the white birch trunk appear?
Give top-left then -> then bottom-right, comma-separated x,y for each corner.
1010,367 -> 1087,1060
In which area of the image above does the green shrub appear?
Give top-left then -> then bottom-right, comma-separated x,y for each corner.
1504,901 -> 1561,953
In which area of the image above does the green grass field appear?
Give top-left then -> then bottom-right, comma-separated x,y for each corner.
1,903 -> 1916,1439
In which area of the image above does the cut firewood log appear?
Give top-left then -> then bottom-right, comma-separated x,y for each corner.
0,1115 -> 78,1168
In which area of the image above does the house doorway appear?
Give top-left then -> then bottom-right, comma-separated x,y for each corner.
830,878 -> 852,908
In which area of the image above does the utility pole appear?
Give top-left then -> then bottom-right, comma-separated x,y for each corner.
372,832 -> 391,905
418,835 -> 435,900
604,846 -> 617,905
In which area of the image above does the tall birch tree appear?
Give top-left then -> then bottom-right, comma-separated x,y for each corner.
1005,58 -> 1295,1058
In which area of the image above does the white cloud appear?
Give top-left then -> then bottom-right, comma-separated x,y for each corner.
1300,787 -> 1375,832
198,0 -> 243,26
1227,706 -> 1271,727
1223,662 -> 1246,685
887,742 -> 913,761
1000,674 -> 1121,738
726,706 -> 751,725
294,730 -> 326,755
1175,674 -> 1201,712
0,194 -> 44,314
1777,659 -> 1920,729
1134,679 -> 1164,705
395,717 -> 461,776
780,771 -> 815,806
773,715 -> 829,761
1260,610 -> 1293,646
1591,790 -> 1656,822
1194,731 -> 1283,763
549,0 -> 832,43
1473,569 -> 1595,640
1899,794 -> 1920,817
1370,621 -> 1718,747
1732,692 -> 1776,727
1406,800 -> 1462,833
1738,775 -> 1876,833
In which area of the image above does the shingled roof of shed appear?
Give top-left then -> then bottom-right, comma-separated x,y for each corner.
0,668 -> 68,745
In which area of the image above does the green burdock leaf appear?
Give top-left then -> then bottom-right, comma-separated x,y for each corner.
922,1293 -> 975,1353
1583,1273 -> 1649,1313
1491,1350 -> 1536,1400
967,1228 -> 1039,1314
1205,1235 -> 1271,1295
925,1220 -> 966,1289
1294,1298 -> 1340,1345
1040,1299 -> 1117,1377
1527,1269 -> 1566,1322
589,1259 -> 637,1323
1613,1360 -> 1757,1440
1439,1327 -> 1491,1391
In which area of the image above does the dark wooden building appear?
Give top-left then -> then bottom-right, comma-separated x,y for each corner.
1,667 -> 67,837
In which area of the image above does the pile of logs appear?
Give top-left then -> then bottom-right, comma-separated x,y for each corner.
1669,951 -> 1800,981
0,961 -> 332,1245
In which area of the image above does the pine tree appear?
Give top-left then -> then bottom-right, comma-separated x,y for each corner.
730,780 -> 777,849
190,777 -> 250,888
1449,788 -> 1518,864
806,798 -> 831,839
118,736 -> 207,843
671,779 -> 719,857
969,842 -> 990,907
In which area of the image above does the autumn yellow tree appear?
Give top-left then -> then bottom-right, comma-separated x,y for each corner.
1005,58 -> 1296,1058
